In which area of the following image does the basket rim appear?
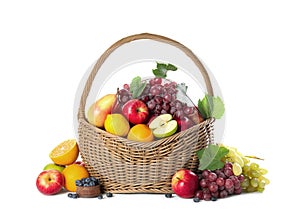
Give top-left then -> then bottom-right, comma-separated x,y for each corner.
78,116 -> 215,149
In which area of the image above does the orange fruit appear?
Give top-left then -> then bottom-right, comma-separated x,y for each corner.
104,114 -> 130,137
62,164 -> 90,192
49,139 -> 79,165
127,124 -> 154,142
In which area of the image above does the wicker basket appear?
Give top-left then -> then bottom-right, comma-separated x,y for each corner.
77,33 -> 215,193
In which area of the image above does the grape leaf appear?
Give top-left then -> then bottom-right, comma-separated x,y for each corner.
166,63 -> 177,71
130,76 -> 146,99
152,62 -> 177,78
197,94 -> 225,119
212,96 -> 225,119
196,144 -> 229,170
177,83 -> 188,94
197,99 -> 207,119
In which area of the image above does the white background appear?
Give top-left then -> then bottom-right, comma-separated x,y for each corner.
1,0 -> 299,222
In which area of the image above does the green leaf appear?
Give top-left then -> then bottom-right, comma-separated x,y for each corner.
152,62 -> 177,78
197,94 -> 225,119
152,69 -> 166,78
197,144 -> 229,170
198,98 -> 207,119
130,76 -> 146,98
166,63 -> 177,71
212,96 -> 225,119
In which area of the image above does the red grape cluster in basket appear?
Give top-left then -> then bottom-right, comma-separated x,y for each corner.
113,77 -> 204,133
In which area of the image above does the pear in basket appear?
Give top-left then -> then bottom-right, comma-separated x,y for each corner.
87,94 -> 117,128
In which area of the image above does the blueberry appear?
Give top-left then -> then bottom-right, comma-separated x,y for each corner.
97,194 -> 103,200
193,197 -> 200,203
106,192 -> 113,197
75,180 -> 81,186
90,177 -> 97,182
68,193 -> 73,198
83,183 -> 89,187
165,193 -> 173,198
72,193 -> 78,199
211,197 -> 218,201
89,181 -> 96,186
85,178 -> 91,183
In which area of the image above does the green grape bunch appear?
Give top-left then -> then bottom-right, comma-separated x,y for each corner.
220,144 -> 270,193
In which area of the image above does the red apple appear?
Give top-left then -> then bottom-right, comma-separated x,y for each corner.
175,116 -> 195,132
36,170 -> 65,195
172,169 -> 199,198
122,99 -> 149,124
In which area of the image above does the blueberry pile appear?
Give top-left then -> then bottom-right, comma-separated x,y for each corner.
75,177 -> 99,187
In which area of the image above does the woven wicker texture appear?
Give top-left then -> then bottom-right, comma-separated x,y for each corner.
77,33 -> 215,193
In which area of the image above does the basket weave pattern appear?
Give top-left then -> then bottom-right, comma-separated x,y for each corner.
77,33 -> 215,193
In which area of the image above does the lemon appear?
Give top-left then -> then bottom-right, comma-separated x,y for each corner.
49,139 -> 79,165
104,114 -> 130,137
62,164 -> 90,192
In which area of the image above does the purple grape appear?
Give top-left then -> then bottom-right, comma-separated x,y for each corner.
147,100 -> 156,110
225,179 -> 234,190
175,100 -> 183,110
216,177 -> 225,186
154,77 -> 162,84
154,96 -> 163,104
170,106 -> 176,115
194,190 -> 204,200
203,193 -> 212,201
234,187 -> 242,195
123,84 -> 130,90
163,94 -> 172,102
219,190 -> 228,198
208,182 -> 218,193
224,162 -> 233,169
208,172 -> 217,182
199,179 -> 208,188
150,86 -> 161,96
224,168 -> 234,177
162,103 -> 170,112
202,170 -> 210,179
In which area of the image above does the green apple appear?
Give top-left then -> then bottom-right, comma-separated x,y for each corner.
43,163 -> 65,172
149,114 -> 178,138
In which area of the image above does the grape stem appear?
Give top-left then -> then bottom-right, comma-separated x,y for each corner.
245,155 -> 264,161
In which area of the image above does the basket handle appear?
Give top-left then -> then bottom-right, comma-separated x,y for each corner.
78,33 -> 214,120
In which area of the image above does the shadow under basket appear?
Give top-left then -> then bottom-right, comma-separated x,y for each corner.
77,33 -> 216,194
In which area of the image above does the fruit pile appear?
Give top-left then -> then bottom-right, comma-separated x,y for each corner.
36,139 -> 90,196
86,62 -> 222,142
36,62 -> 269,202
169,144 -> 270,202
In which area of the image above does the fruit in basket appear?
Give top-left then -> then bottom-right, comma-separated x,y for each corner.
122,99 -> 149,124
116,74 -> 204,134
43,163 -> 65,172
127,124 -> 154,142
172,169 -> 199,198
149,114 -> 178,138
187,106 -> 204,124
87,94 -> 117,128
49,139 -> 79,165
62,164 -> 90,192
175,116 -> 194,131
36,170 -> 64,195
104,114 -> 130,137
